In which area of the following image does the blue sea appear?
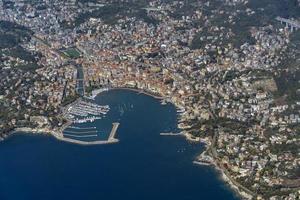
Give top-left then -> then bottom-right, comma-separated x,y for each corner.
0,90 -> 239,200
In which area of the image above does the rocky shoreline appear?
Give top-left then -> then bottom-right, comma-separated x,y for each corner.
193,140 -> 254,200
0,127 -> 56,142
193,148 -> 253,200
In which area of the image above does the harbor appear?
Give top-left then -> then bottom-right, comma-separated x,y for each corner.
0,89 -> 238,200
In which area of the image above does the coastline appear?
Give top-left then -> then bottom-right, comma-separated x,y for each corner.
213,157 -> 254,200
87,86 -> 166,100
0,94 -> 241,200
85,86 -> 256,199
0,127 -> 56,143
107,87 -> 255,199
111,87 -> 166,100
1,87 -> 253,200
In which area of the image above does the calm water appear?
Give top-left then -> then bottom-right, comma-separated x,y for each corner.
0,90 -> 239,200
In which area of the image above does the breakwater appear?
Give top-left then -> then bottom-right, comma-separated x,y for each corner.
59,122 -> 120,145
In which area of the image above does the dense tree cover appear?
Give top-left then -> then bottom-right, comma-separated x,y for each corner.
290,30 -> 300,51
273,28 -> 300,103
0,21 -> 40,71
274,69 -> 300,103
0,21 -> 33,53
0,21 -> 33,49
191,0 -> 300,49
72,1 -> 158,27
248,0 -> 300,19
61,94 -> 80,107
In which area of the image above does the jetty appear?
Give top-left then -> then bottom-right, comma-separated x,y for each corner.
53,122 -> 120,145
160,132 -> 183,136
108,122 -> 120,142
193,160 -> 212,166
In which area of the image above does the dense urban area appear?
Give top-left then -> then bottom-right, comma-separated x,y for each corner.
0,0 -> 300,199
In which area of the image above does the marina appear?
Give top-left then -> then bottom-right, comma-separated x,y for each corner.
73,116 -> 102,124
64,99 -> 110,124
67,100 -> 110,117
61,92 -> 120,144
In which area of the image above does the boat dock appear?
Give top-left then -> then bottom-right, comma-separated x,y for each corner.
63,133 -> 98,138
68,126 -> 96,130
64,130 -> 98,134
64,99 -> 110,124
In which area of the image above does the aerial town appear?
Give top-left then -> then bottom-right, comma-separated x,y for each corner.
0,0 -> 299,199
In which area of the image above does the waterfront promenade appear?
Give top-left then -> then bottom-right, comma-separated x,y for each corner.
88,87 -> 166,100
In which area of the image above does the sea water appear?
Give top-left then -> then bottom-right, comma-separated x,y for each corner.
0,90 -> 239,200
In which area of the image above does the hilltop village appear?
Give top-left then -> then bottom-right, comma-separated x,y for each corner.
0,0 -> 300,199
